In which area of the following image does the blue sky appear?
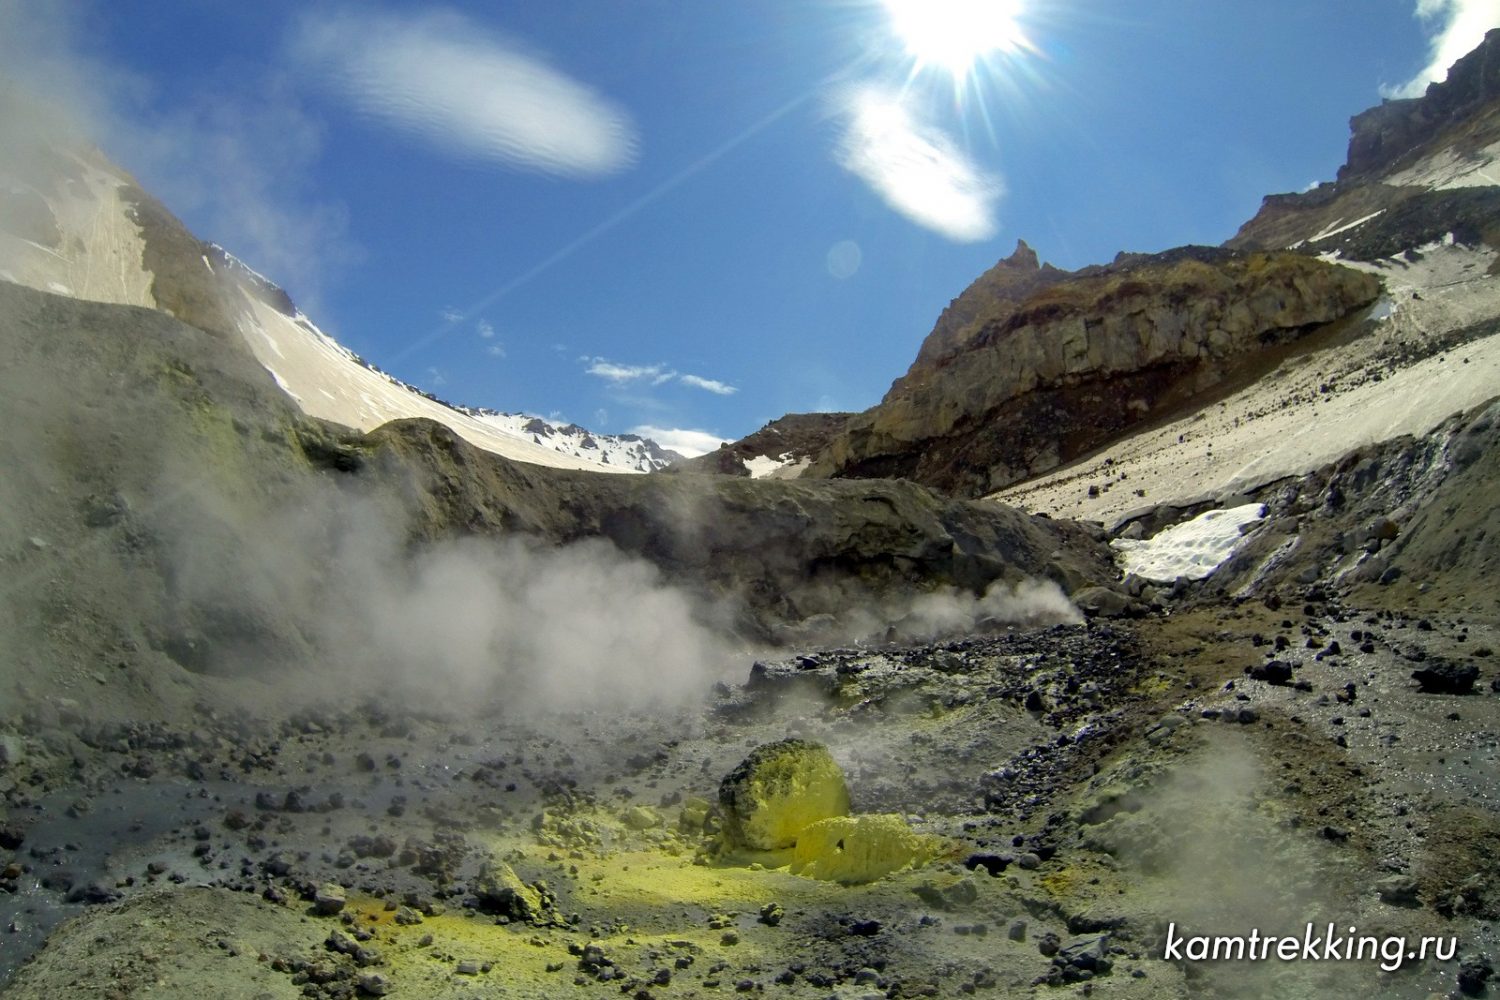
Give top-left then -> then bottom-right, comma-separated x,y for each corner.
7,1 -> 1497,454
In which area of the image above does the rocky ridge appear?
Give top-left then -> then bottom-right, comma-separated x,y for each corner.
669,411 -> 854,478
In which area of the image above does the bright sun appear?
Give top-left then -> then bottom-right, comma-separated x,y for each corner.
882,0 -> 1025,77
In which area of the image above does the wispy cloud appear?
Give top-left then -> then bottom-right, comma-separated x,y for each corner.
583,358 -> 736,394
439,307 -> 464,322
630,425 -> 728,458
485,344 -> 506,358
477,318 -> 496,338
835,85 -> 1002,242
585,359 -> 675,385
1383,0 -> 1500,98
289,6 -> 637,177
678,374 -> 738,395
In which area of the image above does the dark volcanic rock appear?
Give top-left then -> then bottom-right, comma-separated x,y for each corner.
1412,660 -> 1479,694
671,411 -> 854,477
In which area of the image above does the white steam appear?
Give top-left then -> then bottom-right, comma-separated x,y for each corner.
147,476 -> 738,716
779,577 -> 1082,646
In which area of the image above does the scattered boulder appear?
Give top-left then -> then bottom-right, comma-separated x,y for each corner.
621,805 -> 662,830
313,882 -> 347,916
1247,660 -> 1294,685
472,859 -> 556,926
1459,953 -> 1494,996
1412,661 -> 1479,694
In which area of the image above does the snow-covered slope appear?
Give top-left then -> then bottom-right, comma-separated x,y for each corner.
0,115 -> 654,475
229,281 -> 661,474
464,410 -> 682,472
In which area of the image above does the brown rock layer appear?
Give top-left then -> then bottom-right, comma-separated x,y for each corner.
805,248 -> 1382,498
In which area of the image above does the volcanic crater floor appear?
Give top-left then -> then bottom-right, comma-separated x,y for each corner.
2,596 -> 1499,1000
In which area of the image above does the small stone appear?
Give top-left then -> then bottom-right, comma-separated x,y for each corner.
1375,875 -> 1420,906
357,971 -> 391,996
621,805 -> 661,830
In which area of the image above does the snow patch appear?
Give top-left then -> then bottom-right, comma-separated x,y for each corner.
1112,503 -> 1266,583
1307,210 -> 1385,244
745,454 -> 791,478
1383,139 -> 1500,191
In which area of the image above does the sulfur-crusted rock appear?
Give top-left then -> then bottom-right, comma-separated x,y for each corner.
472,859 -> 556,925
718,740 -> 851,851
790,814 -> 948,884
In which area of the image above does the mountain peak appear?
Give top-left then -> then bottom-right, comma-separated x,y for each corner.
1002,239 -> 1040,271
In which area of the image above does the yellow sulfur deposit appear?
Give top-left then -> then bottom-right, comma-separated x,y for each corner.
718,739 -> 851,850
789,814 -> 948,884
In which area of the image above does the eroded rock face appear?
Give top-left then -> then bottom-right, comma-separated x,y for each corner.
717,739 -> 850,851
806,248 -> 1382,498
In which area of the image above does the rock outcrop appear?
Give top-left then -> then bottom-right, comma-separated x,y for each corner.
671,411 -> 853,478
1229,28 -> 1500,253
1340,27 -> 1500,184
804,247 -> 1381,498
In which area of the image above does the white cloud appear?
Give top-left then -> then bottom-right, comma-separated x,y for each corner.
630,426 -> 729,458
586,359 -> 673,384
439,307 -> 464,322
290,6 -> 637,177
835,85 -> 1002,242
679,374 -> 738,395
1383,0 -> 1500,98
486,344 -> 506,358
584,358 -> 737,394
477,318 -> 496,338
426,367 -> 447,386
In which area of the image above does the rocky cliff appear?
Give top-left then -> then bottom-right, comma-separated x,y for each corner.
1229,28 -> 1500,254
804,247 -> 1381,497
